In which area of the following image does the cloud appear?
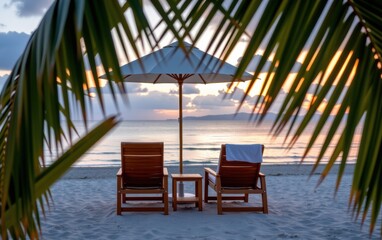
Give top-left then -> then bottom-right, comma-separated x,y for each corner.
88,82 -> 256,119
0,31 -> 30,70
169,85 -> 200,95
89,84 -> 190,110
6,0 -> 53,17
0,23 -> 5,28
238,55 -> 302,73
183,85 -> 200,94
80,89 -> 193,120
238,55 -> 272,73
89,82 -> 149,95
191,87 -> 260,110
217,86 -> 265,104
220,87 -> 248,101
128,84 -> 148,94
192,94 -> 235,109
129,91 -> 188,110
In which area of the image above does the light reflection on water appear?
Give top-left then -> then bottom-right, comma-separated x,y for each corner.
45,120 -> 360,167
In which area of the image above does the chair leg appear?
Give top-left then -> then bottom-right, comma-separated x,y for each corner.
204,187 -> 209,203
260,175 -> 268,214
217,191 -> 223,215
262,191 -> 268,214
117,191 -> 122,215
244,193 -> 249,202
204,172 -> 209,203
164,192 -> 169,215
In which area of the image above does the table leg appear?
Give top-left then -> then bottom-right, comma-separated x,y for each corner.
195,180 -> 198,208
173,179 -> 177,211
198,179 -> 202,211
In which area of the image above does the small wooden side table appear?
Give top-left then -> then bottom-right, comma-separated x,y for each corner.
171,173 -> 203,211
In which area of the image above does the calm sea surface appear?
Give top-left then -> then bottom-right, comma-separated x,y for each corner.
48,120 -> 360,167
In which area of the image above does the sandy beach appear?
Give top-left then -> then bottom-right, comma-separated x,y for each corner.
39,164 -> 381,239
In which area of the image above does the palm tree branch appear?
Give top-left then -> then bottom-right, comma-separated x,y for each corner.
200,0 -> 382,235
0,0 -> 162,238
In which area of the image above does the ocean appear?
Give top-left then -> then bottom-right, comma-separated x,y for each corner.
49,120 -> 360,167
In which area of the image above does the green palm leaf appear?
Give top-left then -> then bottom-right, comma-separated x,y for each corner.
192,0 -> 382,235
0,0 -> 165,238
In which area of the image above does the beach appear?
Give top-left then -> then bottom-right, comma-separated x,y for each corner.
39,164 -> 380,239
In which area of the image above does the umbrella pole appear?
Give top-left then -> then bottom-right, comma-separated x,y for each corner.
179,81 -> 183,174
178,81 -> 184,197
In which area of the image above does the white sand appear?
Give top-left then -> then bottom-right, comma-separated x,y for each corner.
39,164 -> 381,239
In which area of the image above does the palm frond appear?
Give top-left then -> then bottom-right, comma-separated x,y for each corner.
0,0 -> 163,238
190,0 -> 382,235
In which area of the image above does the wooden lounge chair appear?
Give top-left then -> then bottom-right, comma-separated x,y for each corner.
204,144 -> 268,214
117,142 -> 169,215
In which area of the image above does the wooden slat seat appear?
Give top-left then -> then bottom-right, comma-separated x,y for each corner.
204,144 -> 268,214
117,142 -> 168,215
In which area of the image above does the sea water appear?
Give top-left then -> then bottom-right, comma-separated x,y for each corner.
47,120 -> 360,167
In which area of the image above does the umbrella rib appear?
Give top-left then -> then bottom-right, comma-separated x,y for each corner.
184,74 -> 193,79
153,74 -> 162,84
167,74 -> 178,80
199,74 -> 207,84
167,74 -> 194,81
123,74 -> 131,80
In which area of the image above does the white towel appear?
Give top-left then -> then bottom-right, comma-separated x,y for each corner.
226,144 -> 263,163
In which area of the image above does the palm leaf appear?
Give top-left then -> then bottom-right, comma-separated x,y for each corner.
3,118 -> 118,238
0,0 -> 165,238
191,0 -> 382,235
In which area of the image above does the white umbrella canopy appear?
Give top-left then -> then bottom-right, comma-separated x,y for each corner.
119,41 -> 253,84
109,41 -> 253,178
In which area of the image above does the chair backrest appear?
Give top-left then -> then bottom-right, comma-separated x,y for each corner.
218,144 -> 264,188
121,142 -> 164,188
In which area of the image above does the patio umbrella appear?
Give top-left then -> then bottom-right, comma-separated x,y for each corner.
107,41 -> 253,194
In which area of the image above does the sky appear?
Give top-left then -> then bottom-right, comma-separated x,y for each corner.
0,0 -> 287,120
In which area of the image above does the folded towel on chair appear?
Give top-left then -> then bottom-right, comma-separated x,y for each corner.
226,144 -> 263,163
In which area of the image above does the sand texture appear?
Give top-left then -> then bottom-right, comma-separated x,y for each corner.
38,164 -> 381,239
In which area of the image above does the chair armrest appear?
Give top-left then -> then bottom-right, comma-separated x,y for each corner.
117,168 -> 122,177
117,168 -> 123,190
163,167 -> 168,189
204,167 -> 217,177
258,172 -> 266,190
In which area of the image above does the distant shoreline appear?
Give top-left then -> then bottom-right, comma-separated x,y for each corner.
167,112 -> 276,121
